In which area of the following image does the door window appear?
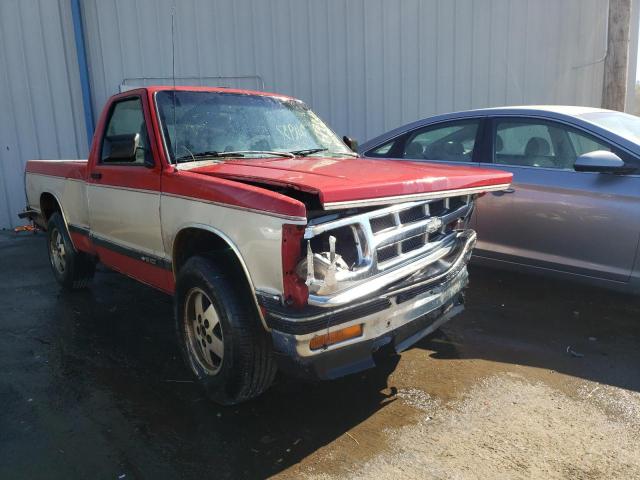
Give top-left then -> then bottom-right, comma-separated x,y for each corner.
100,98 -> 150,165
402,121 -> 479,162
567,131 -> 611,156
494,119 -> 611,170
365,140 -> 396,157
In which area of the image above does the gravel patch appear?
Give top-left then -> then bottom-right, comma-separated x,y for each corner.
306,374 -> 640,480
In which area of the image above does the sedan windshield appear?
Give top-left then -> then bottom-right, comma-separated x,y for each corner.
155,90 -> 352,162
580,111 -> 640,144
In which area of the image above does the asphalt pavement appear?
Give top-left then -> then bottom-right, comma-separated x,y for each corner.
1,230 -> 639,479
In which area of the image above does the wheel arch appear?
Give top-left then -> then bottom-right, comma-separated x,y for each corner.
39,192 -> 74,237
172,224 -> 268,330
39,192 -> 62,223
40,191 -> 81,253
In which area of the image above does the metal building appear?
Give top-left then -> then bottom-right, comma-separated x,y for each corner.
0,0 -> 637,228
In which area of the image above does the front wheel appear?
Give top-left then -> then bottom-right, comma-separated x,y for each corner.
175,256 -> 276,405
47,212 -> 95,289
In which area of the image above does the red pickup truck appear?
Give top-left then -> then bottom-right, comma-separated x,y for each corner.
23,86 -> 511,404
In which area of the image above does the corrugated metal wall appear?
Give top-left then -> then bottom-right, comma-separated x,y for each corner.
0,0 -> 609,228
81,0 -> 608,143
0,0 -> 88,228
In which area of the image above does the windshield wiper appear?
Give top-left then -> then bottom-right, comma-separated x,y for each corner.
321,150 -> 359,157
218,150 -> 296,159
175,150 -> 245,163
289,148 -> 359,158
289,148 -> 328,156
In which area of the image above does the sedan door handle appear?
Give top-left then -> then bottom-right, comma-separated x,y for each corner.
492,187 -> 515,196
90,172 -> 102,180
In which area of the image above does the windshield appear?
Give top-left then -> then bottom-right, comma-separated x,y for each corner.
580,111 -> 640,144
155,90 -> 352,162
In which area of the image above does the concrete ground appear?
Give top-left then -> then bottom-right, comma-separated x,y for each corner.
1,230 -> 640,480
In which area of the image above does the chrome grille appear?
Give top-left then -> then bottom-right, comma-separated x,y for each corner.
377,244 -> 397,262
370,215 -> 396,233
401,234 -> 424,254
305,194 -> 473,274
399,205 -> 425,224
301,194 -> 476,307
367,196 -> 471,268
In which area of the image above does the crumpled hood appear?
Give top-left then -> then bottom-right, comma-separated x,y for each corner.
188,156 -> 512,207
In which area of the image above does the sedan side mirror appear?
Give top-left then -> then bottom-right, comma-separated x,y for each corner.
103,133 -> 140,162
574,150 -> 625,173
343,135 -> 358,152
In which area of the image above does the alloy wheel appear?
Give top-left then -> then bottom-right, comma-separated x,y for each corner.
184,287 -> 224,375
49,228 -> 66,274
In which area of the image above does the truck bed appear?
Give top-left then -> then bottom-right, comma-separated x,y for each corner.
26,159 -> 88,180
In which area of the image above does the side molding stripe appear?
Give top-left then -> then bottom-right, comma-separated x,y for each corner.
68,224 -> 172,271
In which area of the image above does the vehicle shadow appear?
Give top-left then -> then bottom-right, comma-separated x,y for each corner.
414,265 -> 640,393
48,267 -> 400,479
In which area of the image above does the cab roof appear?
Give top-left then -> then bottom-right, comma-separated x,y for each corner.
142,85 -> 296,101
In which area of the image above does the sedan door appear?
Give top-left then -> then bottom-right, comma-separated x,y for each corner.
475,116 -> 640,283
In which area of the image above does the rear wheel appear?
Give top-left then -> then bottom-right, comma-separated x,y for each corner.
47,212 -> 95,289
175,256 -> 276,405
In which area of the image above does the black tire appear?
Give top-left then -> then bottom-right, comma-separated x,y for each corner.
175,256 -> 277,405
46,212 -> 95,290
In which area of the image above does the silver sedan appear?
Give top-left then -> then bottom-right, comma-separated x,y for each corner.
360,106 -> 640,293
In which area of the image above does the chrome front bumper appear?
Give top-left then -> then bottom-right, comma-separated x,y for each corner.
267,265 -> 469,379
287,266 -> 467,357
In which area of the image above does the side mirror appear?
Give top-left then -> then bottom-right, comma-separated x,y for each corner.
343,135 -> 358,152
574,150 -> 625,173
103,133 -> 140,162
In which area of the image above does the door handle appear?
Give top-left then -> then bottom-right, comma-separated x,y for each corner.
90,172 -> 102,180
492,187 -> 515,196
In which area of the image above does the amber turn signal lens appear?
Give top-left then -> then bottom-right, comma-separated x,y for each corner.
309,324 -> 363,350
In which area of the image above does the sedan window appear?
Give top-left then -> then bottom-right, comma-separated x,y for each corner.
495,121 -> 559,168
402,121 -> 479,162
567,131 -> 610,156
495,119 -> 612,170
366,140 -> 396,157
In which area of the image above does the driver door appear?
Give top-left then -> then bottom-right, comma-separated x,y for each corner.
87,95 -> 169,289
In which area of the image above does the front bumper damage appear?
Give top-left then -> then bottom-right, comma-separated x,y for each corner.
261,229 -> 476,380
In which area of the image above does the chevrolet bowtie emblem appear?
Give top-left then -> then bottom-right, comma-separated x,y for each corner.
425,217 -> 443,233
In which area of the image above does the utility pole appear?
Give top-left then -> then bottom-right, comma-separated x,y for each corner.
602,0 -> 632,111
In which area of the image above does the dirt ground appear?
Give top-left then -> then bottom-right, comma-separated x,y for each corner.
302,376 -> 640,479
1,230 -> 640,479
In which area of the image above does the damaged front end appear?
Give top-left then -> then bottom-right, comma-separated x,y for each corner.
297,194 -> 476,307
263,193 -> 479,380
